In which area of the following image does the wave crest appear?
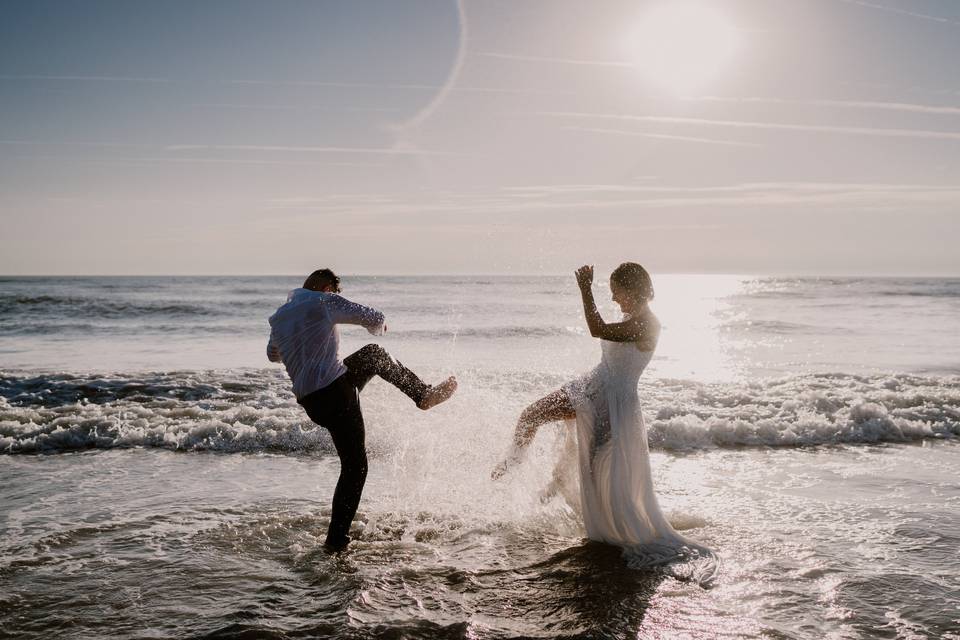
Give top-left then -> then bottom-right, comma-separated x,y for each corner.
0,370 -> 958,454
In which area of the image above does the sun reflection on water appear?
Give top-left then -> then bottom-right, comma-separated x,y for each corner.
648,274 -> 749,383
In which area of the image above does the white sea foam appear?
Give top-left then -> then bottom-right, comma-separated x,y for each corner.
646,374 -> 960,450
1,370 -> 957,454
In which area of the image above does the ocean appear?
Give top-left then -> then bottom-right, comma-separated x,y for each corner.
1,275 -> 958,638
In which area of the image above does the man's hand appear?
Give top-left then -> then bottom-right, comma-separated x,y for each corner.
575,265 -> 594,290
266,340 -> 282,363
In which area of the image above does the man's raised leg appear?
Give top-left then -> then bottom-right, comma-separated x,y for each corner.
343,343 -> 456,409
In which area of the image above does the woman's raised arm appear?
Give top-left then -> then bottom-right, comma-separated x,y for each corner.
575,265 -> 646,343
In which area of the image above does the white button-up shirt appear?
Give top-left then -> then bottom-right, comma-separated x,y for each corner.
267,288 -> 385,399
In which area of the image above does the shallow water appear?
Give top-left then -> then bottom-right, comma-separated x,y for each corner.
3,442 -> 958,638
2,275 -> 959,638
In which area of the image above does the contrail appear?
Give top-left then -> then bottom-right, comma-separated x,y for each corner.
690,96 -> 960,116
229,79 -> 437,90
562,126 -> 761,148
540,111 -> 960,141
164,144 -> 454,155
0,74 -> 171,83
479,52 -> 632,68
836,0 -> 960,26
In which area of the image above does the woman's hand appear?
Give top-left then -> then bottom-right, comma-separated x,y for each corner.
575,265 -> 594,290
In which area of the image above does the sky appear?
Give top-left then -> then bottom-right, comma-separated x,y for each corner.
1,0 -> 959,275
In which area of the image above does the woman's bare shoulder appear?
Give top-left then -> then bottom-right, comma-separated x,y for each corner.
636,308 -> 660,351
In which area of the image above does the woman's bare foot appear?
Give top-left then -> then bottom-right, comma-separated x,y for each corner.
417,376 -> 457,409
491,459 -> 509,480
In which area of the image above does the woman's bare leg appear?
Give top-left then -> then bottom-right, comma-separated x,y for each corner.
492,390 -> 575,479
513,389 -> 576,447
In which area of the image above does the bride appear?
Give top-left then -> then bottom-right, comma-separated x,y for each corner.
494,263 -> 716,581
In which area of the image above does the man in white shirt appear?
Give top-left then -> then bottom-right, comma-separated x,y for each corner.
267,268 -> 457,551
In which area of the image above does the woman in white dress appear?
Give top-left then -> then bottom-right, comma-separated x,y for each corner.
494,263 -> 717,581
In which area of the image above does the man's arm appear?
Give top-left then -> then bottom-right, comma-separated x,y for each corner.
327,294 -> 386,335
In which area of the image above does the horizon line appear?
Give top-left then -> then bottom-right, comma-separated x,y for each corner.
1,271 -> 958,279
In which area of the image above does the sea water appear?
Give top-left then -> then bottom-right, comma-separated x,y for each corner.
1,275 -> 958,638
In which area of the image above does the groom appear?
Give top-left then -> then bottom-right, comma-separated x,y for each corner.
267,268 -> 457,551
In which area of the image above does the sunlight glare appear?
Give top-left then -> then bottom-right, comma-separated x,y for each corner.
624,2 -> 739,96
648,274 -> 745,382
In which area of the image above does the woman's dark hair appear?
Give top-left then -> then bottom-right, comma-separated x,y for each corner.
303,268 -> 340,292
610,262 -> 654,302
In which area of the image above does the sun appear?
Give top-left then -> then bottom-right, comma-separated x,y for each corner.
623,2 -> 739,96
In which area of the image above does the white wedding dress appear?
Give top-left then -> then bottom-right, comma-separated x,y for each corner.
561,337 -> 718,583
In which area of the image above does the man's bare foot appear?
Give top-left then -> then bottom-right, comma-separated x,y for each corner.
323,535 -> 351,554
417,376 -> 457,410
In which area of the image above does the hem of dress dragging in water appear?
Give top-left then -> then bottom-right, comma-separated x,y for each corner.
612,538 -> 722,587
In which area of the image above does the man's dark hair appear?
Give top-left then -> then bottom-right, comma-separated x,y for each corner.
303,268 -> 340,292
610,262 -> 654,302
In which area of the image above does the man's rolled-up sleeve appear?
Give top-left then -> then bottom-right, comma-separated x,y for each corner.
327,294 -> 385,335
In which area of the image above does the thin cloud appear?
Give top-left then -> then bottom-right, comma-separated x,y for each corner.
190,103 -> 398,113
265,182 -> 960,217
3,75 -> 536,96
451,85 -> 569,96
479,51 -> 633,68
227,78 -> 547,97
503,182 -> 960,195
7,154 -> 384,168
228,79 -> 438,90
269,194 -> 399,205
562,126 -> 762,148
2,72 -> 557,96
270,190 -> 960,216
837,0 -> 960,26
691,96 -> 960,116
0,74 -> 171,83
0,139 -> 449,156
539,111 -> 960,141
0,139 -> 153,149
113,157 -> 384,167
164,144 -> 455,156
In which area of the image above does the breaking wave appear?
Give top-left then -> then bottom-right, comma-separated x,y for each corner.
1,369 -> 957,454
